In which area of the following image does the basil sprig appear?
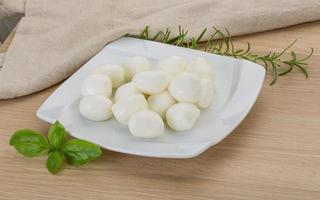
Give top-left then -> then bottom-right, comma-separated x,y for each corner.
9,121 -> 102,174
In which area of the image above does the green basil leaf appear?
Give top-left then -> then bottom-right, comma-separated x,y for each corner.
62,139 -> 102,166
48,121 -> 67,149
47,151 -> 64,174
9,129 -> 49,157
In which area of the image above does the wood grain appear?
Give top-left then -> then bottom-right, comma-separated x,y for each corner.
0,22 -> 320,200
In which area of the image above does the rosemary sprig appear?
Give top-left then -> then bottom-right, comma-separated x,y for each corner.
134,26 -> 313,85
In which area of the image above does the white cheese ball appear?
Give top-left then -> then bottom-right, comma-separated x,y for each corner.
168,72 -> 202,103
147,91 -> 176,119
157,56 -> 187,76
112,95 -> 148,125
166,103 -> 200,131
129,110 -> 164,138
122,56 -> 151,80
92,64 -> 125,88
81,74 -> 112,97
197,79 -> 215,109
133,70 -> 169,95
114,82 -> 141,102
79,95 -> 113,121
187,57 -> 215,80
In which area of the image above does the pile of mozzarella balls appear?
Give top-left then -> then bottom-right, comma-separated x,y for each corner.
79,56 -> 215,138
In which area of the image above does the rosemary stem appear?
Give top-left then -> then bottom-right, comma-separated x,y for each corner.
136,26 -> 313,85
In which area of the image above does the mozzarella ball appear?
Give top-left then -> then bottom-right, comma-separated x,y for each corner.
147,91 -> 176,119
122,56 -> 150,80
79,95 -> 113,121
187,57 -> 215,80
114,82 -> 141,102
112,95 -> 148,125
157,56 -> 187,76
197,79 -> 215,109
166,103 -> 200,131
92,64 -> 125,88
129,110 -> 164,138
81,74 -> 112,97
133,70 -> 169,95
168,72 -> 202,103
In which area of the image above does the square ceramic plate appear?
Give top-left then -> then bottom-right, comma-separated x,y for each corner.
37,37 -> 265,158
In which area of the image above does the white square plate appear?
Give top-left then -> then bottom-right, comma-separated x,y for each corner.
37,37 -> 265,158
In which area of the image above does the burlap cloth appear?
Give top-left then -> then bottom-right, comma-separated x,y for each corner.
0,0 -> 319,99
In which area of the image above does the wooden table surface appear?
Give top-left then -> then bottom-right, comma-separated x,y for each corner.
0,22 -> 319,200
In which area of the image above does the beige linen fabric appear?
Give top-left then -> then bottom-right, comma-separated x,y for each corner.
0,0 -> 25,16
0,0 -> 320,99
